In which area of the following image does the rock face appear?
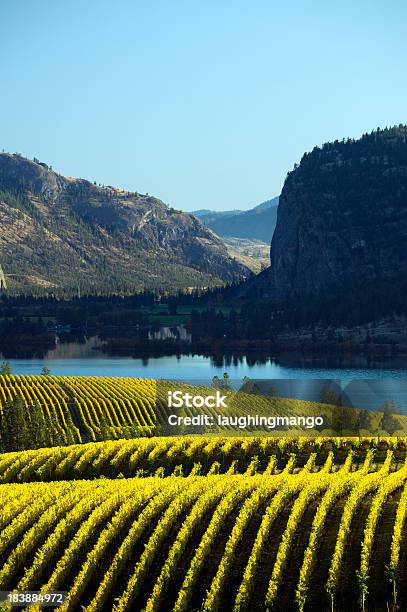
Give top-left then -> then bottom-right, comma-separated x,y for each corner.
263,126 -> 407,300
0,154 -> 249,294
0,265 -> 6,290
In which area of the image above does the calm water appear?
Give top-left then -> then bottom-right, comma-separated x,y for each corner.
5,354 -> 407,380
3,336 -> 407,380
4,338 -> 407,410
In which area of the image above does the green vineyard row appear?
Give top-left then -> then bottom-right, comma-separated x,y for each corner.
1,375 -> 407,452
0,375 -> 157,445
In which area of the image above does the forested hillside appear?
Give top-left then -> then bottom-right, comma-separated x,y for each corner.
260,126 -> 407,302
0,154 -> 249,295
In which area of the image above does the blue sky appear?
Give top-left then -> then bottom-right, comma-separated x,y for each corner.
1,1 -> 406,211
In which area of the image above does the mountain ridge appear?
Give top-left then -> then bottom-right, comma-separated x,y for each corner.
0,153 -> 250,294
193,196 -> 279,242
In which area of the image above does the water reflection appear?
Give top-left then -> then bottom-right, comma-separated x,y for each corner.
2,335 -> 407,379
47,335 -> 105,359
148,325 -> 191,342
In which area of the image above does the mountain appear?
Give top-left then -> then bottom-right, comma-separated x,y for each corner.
0,154 -> 250,295
193,208 -> 241,220
254,126 -> 407,303
193,196 -> 279,242
251,197 -> 280,213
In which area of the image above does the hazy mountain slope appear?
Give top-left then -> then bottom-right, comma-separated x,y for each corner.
222,237 -> 270,273
193,196 -> 279,242
0,154 -> 250,294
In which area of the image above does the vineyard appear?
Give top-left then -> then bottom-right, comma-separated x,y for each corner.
0,375 -> 157,444
0,438 -> 407,610
1,374 -> 407,610
1,435 -> 407,483
1,375 -> 407,450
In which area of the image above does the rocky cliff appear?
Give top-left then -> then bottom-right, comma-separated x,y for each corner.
0,154 -> 249,294
262,126 -> 407,301
0,264 -> 6,290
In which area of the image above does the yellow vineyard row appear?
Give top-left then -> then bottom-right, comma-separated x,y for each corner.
2,375 -> 407,448
0,375 -> 157,442
0,463 -> 406,611
1,435 -> 407,483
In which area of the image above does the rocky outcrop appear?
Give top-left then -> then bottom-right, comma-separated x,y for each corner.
0,264 -> 6,290
0,154 -> 250,294
261,126 -> 407,301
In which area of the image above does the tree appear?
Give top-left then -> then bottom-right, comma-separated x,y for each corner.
380,401 -> 400,435
357,409 -> 372,433
0,396 -> 30,451
212,376 -> 221,389
239,376 -> 252,393
221,372 -> 231,390
41,366 -> 51,376
330,405 -> 357,434
239,377 -> 262,395
29,402 -> 49,449
0,361 -> 11,375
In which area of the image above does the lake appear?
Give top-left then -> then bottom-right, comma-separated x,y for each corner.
2,335 -> 407,380
4,337 -> 407,410
5,355 -> 407,412
5,353 -> 407,380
